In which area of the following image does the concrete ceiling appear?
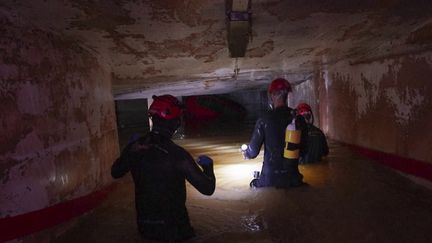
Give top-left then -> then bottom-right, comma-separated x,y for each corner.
2,0 -> 432,99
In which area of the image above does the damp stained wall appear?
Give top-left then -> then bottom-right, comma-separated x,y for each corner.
289,74 -> 321,127
316,53 -> 432,164
0,12 -> 119,218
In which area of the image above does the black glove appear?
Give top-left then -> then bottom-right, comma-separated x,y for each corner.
197,155 -> 213,167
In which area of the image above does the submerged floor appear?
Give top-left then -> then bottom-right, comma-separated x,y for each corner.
52,129 -> 432,243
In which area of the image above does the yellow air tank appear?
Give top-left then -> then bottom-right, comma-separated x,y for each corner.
284,118 -> 301,159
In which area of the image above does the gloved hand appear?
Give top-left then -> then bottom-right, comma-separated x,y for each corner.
197,155 -> 213,167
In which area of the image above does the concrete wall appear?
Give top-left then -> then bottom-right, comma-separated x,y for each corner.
0,10 -> 119,220
290,74 -> 321,127
317,53 -> 432,164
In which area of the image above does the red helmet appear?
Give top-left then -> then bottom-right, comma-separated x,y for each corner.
268,78 -> 292,94
296,103 -> 312,115
148,95 -> 183,120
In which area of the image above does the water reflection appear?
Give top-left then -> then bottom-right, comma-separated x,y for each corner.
240,214 -> 265,232
178,124 -> 432,243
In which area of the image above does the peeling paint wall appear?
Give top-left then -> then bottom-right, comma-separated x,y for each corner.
289,74 -> 321,126
319,52 -> 432,163
0,11 -> 118,218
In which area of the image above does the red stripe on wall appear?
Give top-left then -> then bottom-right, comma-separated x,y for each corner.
0,184 -> 115,242
349,145 -> 432,182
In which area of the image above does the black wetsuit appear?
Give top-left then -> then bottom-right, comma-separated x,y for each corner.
244,106 -> 307,188
111,131 -> 215,241
299,124 -> 329,164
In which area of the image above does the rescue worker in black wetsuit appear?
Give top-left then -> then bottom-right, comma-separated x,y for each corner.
296,103 -> 329,164
111,95 -> 216,242
242,78 -> 307,188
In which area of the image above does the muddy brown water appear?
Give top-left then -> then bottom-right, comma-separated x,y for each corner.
53,126 -> 432,243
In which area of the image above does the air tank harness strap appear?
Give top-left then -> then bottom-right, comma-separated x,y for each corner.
286,142 -> 301,151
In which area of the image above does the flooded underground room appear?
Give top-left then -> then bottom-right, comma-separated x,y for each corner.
1,1 -> 432,243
